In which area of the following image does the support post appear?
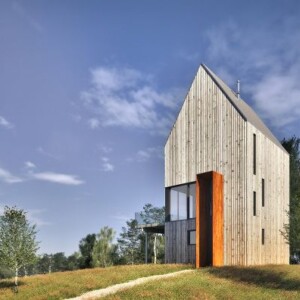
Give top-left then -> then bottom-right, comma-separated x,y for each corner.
145,231 -> 148,264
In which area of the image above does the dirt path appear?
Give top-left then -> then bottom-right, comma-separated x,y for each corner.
66,269 -> 193,300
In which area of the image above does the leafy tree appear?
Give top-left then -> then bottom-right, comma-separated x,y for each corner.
0,206 -> 39,287
140,204 -> 165,264
92,226 -> 115,267
52,252 -> 68,272
66,252 -> 80,270
281,137 -> 300,257
118,219 -> 143,264
35,254 -> 52,274
79,234 -> 96,268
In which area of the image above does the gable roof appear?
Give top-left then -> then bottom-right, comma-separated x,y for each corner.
201,64 -> 287,152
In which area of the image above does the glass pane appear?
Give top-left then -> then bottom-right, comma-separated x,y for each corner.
170,189 -> 178,221
189,183 -> 196,218
189,231 -> 196,245
177,185 -> 187,220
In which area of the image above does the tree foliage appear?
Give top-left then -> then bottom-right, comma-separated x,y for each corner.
281,136 -> 300,256
0,206 -> 39,286
79,234 -> 96,269
92,226 -> 115,267
118,219 -> 143,264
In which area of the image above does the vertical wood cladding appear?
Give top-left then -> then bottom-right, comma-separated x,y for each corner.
165,219 -> 196,264
165,66 -> 289,265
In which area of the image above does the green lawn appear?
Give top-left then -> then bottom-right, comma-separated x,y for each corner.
104,265 -> 300,300
0,264 -> 190,300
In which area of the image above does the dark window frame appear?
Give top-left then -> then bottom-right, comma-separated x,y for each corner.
262,228 -> 265,245
253,133 -> 256,175
166,181 -> 196,222
188,230 -> 196,245
262,178 -> 265,207
253,191 -> 256,216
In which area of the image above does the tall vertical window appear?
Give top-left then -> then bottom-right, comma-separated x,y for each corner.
170,185 -> 187,221
253,134 -> 256,175
188,230 -> 196,245
262,229 -> 265,245
262,178 -> 265,207
253,191 -> 256,216
189,183 -> 196,218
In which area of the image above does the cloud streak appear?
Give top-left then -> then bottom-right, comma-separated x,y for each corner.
0,167 -> 23,183
81,66 -> 182,136
32,172 -> 84,185
0,116 -> 14,129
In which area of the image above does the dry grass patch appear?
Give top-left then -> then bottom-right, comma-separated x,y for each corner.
104,265 -> 300,300
0,264 -> 190,300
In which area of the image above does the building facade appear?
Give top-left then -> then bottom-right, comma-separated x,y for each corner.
164,64 -> 289,267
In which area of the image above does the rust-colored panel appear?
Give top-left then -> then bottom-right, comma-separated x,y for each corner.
212,172 -> 224,266
195,171 -> 224,268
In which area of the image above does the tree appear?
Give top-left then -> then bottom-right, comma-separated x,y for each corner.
78,233 -> 96,269
92,226 -> 115,267
0,206 -> 39,288
117,219 -> 143,264
281,137 -> 300,258
140,204 -> 165,264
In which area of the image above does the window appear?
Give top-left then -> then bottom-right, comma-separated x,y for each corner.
262,229 -> 265,245
188,230 -> 196,245
262,178 -> 265,207
253,134 -> 256,175
253,191 -> 256,216
167,182 -> 196,221
169,185 -> 187,221
189,183 -> 196,218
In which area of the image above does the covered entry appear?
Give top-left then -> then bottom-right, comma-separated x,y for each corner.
196,171 -> 224,268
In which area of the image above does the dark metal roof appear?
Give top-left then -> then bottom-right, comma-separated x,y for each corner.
201,64 -> 287,153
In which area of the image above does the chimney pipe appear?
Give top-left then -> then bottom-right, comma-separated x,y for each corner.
236,80 -> 240,99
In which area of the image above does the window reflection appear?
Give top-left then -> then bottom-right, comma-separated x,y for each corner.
169,182 -> 195,221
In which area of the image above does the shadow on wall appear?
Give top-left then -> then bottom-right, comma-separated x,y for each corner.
206,266 -> 300,291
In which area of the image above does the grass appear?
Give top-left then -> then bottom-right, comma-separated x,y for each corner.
0,264 -> 190,300
1,264 -> 299,299
104,265 -> 300,300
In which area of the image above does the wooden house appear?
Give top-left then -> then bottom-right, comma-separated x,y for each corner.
164,64 -> 289,267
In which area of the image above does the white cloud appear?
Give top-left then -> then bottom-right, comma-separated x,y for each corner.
128,146 -> 163,163
27,209 -> 51,226
37,147 -> 61,160
81,66 -> 182,136
88,118 -> 100,129
205,18 -> 300,134
101,157 -> 114,172
25,161 -> 36,169
0,116 -> 14,129
32,172 -> 84,185
0,167 -> 23,183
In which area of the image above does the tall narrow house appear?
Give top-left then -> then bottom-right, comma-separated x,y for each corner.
164,64 -> 289,267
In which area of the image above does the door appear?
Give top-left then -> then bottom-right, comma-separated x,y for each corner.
196,171 -> 224,268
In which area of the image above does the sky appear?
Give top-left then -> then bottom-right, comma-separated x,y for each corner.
0,0 -> 300,255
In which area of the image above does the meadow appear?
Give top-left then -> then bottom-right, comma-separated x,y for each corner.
0,264 -> 299,299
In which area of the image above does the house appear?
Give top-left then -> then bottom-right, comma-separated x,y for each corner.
164,64 -> 289,267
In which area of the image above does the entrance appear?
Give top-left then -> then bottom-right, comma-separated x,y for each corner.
196,171 -> 224,268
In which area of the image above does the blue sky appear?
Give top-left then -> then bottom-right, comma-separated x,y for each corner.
0,0 -> 300,255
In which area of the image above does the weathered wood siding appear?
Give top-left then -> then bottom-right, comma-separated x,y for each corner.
165,66 -> 247,265
246,123 -> 289,265
164,66 -> 289,265
165,219 -> 196,264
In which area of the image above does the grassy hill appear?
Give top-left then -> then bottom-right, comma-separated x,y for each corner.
0,264 -> 189,300
0,264 -> 299,299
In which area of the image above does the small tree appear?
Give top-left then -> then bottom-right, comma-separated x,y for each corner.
118,219 -> 143,264
140,204 -> 165,264
92,226 -> 115,267
0,206 -> 39,288
78,233 -> 96,269
281,137 -> 300,258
